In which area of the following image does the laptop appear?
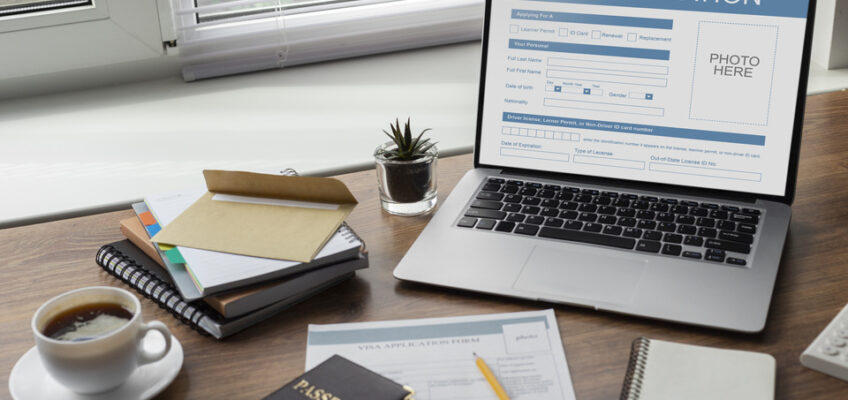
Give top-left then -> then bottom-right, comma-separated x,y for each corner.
394,0 -> 817,332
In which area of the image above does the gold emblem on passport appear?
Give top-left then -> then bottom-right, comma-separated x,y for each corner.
292,379 -> 340,400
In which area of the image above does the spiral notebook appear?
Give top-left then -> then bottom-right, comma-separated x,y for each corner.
96,239 -> 362,339
620,337 -> 775,400
141,170 -> 363,298
121,216 -> 369,318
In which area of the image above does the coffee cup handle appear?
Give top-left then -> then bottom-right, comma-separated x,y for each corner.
137,320 -> 172,366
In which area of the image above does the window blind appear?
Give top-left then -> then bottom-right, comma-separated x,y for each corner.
172,0 -> 484,81
0,0 -> 91,17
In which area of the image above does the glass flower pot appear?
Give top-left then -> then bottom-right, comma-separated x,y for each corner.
374,141 -> 438,216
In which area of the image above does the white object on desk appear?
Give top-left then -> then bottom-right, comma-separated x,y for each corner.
621,337 -> 775,400
8,334 -> 183,400
801,302 -> 848,381
211,193 -> 340,210
305,309 -> 576,400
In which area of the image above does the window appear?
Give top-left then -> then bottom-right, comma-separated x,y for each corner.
174,0 -> 484,80
195,0 -> 353,23
0,0 -> 91,17
0,0 -> 168,85
0,0 -> 481,94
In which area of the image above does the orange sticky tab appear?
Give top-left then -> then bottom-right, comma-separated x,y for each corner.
138,212 -> 157,226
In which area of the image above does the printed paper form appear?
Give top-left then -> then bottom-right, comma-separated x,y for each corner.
306,309 -> 576,400
144,188 -> 360,291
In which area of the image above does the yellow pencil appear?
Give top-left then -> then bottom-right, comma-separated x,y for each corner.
473,352 -> 511,400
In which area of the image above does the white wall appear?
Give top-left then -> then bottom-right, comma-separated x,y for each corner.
812,0 -> 848,70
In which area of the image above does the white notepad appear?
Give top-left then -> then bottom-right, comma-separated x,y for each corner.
620,337 -> 775,400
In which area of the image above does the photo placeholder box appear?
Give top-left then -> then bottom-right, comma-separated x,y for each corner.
502,321 -> 550,354
689,21 -> 779,126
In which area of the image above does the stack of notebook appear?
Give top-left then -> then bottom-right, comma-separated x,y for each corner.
96,177 -> 368,339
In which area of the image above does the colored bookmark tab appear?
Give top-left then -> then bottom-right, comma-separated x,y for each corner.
138,211 -> 157,226
145,223 -> 161,236
164,247 -> 186,264
158,244 -> 174,252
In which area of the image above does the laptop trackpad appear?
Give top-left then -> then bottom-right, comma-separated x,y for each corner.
513,245 -> 647,306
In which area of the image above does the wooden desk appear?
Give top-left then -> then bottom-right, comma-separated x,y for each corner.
2,90 -> 848,399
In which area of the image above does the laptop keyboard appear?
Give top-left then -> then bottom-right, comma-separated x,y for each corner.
457,177 -> 763,267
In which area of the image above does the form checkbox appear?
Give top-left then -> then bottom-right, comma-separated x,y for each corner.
627,33 -> 637,42
592,30 -> 601,39
558,28 -> 569,37
510,25 -> 519,34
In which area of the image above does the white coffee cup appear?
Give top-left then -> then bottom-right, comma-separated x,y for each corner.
31,286 -> 172,394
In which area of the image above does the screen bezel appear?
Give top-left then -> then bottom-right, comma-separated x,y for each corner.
473,0 -> 817,205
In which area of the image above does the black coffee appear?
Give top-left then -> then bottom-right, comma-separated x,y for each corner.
43,302 -> 133,342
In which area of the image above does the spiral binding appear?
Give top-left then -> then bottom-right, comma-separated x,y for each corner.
620,337 -> 652,400
95,245 -> 212,336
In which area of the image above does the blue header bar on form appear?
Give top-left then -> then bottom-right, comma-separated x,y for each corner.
509,39 -> 671,60
528,0 -> 810,19
512,9 -> 674,29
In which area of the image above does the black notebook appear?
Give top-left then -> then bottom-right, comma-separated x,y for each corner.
96,240 -> 361,339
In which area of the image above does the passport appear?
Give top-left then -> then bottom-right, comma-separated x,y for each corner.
263,355 -> 414,400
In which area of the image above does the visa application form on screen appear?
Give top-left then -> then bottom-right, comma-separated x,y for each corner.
479,0 -> 810,196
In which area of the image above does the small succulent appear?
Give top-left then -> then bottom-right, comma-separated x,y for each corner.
379,118 -> 436,161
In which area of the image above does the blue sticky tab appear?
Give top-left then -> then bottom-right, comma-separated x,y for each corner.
145,223 -> 161,236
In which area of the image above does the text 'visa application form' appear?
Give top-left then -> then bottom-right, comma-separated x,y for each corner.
305,309 -> 576,400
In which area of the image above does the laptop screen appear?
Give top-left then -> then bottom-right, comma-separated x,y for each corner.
478,0 -> 811,197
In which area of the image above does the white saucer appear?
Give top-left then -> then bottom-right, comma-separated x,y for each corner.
9,334 -> 183,400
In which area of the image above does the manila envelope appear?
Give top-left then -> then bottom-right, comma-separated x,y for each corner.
151,170 -> 357,263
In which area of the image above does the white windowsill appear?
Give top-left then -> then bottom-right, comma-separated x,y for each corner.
0,42 -> 481,227
808,61 -> 848,94
0,41 -> 846,228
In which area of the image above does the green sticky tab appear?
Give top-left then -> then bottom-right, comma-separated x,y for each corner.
164,247 -> 186,264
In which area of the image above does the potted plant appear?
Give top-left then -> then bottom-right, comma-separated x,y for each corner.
374,118 -> 438,216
